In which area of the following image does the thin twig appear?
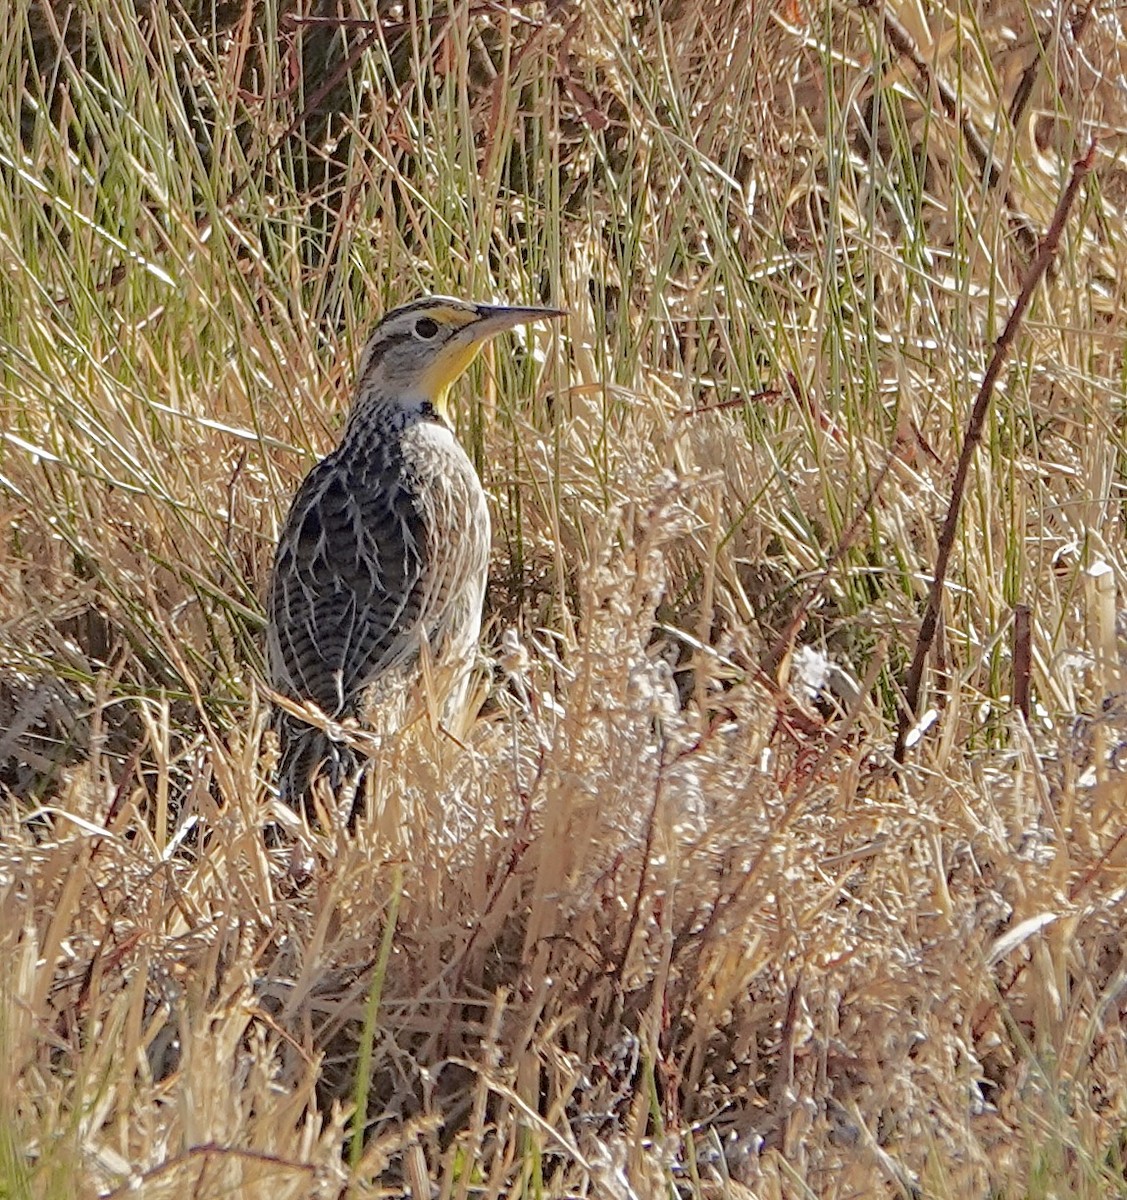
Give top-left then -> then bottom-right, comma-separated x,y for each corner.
1012,603 -> 1032,721
760,443 -> 898,680
863,0 -> 1038,253
678,388 -> 781,417
103,1144 -> 317,1198
894,141 -> 1096,763
1011,1 -> 1096,135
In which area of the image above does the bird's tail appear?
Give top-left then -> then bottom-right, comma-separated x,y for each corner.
273,709 -> 364,821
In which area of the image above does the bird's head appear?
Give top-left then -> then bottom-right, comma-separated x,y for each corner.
354,296 -> 565,422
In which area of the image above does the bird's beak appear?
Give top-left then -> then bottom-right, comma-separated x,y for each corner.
465,304 -> 567,342
424,304 -> 565,416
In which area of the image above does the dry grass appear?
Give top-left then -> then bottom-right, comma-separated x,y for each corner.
4,0 -> 1127,1196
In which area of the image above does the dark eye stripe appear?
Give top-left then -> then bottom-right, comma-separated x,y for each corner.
359,304 -> 464,377
360,329 -> 413,375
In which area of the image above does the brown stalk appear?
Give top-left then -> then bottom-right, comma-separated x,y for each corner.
760,442 -> 898,681
1012,603 -> 1032,721
893,141 -> 1096,763
1011,1 -> 1098,133
862,0 -> 1037,253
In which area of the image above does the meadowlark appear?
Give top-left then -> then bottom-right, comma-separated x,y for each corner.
266,295 -> 563,812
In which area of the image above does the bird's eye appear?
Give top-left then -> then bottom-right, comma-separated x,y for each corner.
414,317 -> 439,339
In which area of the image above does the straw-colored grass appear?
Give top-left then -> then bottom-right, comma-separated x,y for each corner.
3,0 -> 1127,1196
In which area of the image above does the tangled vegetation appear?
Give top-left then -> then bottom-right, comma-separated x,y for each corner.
3,1 -> 1127,1196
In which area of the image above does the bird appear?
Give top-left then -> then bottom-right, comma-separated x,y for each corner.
266,295 -> 564,815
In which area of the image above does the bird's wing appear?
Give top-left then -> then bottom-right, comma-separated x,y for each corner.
415,453 -> 491,653
266,453 -> 427,716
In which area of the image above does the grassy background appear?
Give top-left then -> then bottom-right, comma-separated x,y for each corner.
3,0 -> 1127,1196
